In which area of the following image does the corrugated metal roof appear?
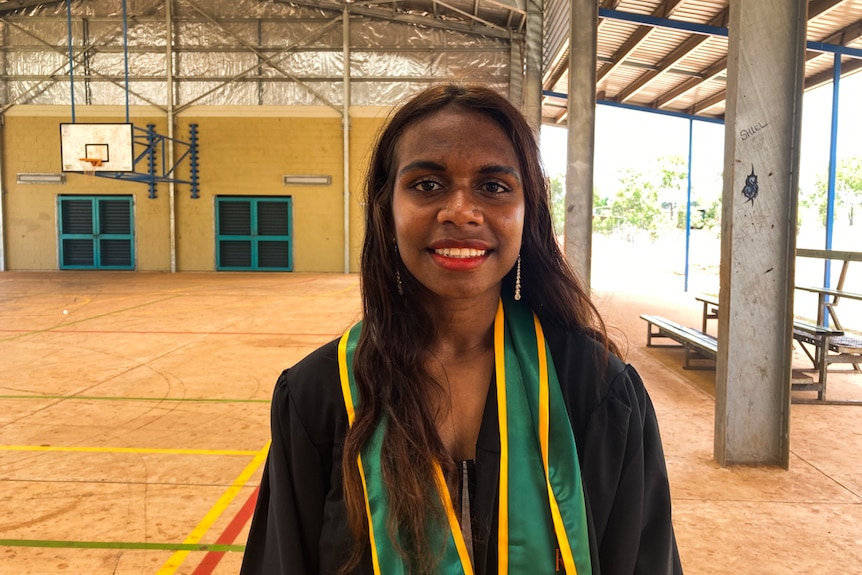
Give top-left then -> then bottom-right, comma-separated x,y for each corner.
543,0 -> 862,124
1,0 -> 858,123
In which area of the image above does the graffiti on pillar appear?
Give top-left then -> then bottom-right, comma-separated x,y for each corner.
740,121 -> 768,141
741,165 -> 759,203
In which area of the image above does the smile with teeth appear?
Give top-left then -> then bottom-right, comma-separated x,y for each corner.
434,247 -> 486,258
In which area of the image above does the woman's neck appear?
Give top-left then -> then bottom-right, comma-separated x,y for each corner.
421,291 -> 499,461
422,291 -> 499,358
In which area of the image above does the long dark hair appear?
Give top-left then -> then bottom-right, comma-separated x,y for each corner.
341,84 -> 614,572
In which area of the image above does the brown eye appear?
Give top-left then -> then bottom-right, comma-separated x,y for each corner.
482,182 -> 510,194
414,180 -> 443,193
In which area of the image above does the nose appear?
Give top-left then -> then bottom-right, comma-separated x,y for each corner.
438,189 -> 483,226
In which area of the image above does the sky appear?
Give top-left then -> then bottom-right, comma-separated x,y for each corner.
540,72 -> 862,204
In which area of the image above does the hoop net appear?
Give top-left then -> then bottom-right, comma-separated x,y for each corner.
80,157 -> 103,176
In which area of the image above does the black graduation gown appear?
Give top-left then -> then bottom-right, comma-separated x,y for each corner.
240,324 -> 683,575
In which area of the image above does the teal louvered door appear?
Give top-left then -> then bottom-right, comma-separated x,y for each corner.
216,197 -> 292,271
58,196 -> 134,270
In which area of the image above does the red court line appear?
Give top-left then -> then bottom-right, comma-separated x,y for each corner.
191,485 -> 260,575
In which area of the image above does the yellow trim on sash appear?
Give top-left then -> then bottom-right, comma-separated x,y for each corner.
493,300 -> 510,574
338,331 -> 356,426
534,316 -> 578,575
433,463 -> 476,575
338,331 -> 383,575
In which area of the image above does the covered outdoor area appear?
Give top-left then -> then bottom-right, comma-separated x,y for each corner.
1,1 -> 861,572
0,270 -> 860,574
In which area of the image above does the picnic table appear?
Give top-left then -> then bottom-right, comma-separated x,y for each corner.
695,293 -> 719,335
688,293 -> 828,396
644,250 -> 861,402
794,249 -> 862,400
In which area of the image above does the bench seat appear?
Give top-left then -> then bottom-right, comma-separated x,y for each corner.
640,314 -> 717,370
792,321 -> 861,400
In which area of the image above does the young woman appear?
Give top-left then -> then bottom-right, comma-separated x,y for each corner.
241,84 -> 683,575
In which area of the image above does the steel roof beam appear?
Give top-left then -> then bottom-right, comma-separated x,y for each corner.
808,0 -> 846,20
611,8 -> 728,102
596,0 -> 688,84
653,56 -> 727,108
274,0 -> 521,39
653,15 -> 862,109
0,0 -> 63,14
598,7 -> 728,38
805,57 -> 862,90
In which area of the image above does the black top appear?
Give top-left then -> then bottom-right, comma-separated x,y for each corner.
240,324 -> 683,575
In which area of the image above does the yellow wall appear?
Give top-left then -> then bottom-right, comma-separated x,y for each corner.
1,105 -> 391,272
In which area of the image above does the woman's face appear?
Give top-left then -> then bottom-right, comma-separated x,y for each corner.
391,105 -> 525,304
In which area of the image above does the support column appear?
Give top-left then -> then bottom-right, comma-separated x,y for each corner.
166,0 -> 177,273
508,36 -> 524,108
0,122 -> 5,272
342,6 -> 351,274
523,0 -> 543,132
564,0 -> 597,287
715,0 -> 807,467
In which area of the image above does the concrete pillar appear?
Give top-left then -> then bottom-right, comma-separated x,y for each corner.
524,0 -> 543,132
509,38 -> 524,108
564,0 -> 597,287
715,0 -> 807,467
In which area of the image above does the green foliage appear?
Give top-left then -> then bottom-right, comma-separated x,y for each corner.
552,155 -> 723,240
548,175 -> 566,234
802,156 -> 862,226
591,155 -> 720,240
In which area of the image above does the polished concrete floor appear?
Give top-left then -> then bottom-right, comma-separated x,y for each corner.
0,272 -> 860,574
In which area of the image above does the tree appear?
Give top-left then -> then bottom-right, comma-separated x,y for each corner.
548,174 -> 566,234
592,192 -> 620,235
656,155 -> 688,223
611,168 -> 665,239
804,157 -> 862,226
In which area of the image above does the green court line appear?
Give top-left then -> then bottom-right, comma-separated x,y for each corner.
0,294 -> 182,343
0,539 -> 245,553
0,394 -> 269,403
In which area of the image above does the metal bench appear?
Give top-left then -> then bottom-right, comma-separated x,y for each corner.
793,320 -> 861,400
640,314 -> 718,370
641,315 -> 819,393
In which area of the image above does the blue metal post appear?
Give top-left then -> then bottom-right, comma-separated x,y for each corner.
66,0 -> 75,122
685,118 -> 693,292
147,124 -> 157,199
822,52 -> 841,326
189,124 -> 200,199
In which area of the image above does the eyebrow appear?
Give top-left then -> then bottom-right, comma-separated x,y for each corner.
397,161 -> 522,182
398,160 -> 444,177
479,164 -> 521,181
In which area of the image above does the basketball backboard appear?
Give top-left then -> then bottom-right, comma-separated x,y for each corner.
60,123 -> 134,173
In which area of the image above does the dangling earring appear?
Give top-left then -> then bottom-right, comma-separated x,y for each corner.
394,242 -> 404,296
396,268 -> 404,295
514,254 -> 522,301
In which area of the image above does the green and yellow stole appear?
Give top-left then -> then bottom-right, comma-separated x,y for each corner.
337,296 -> 592,575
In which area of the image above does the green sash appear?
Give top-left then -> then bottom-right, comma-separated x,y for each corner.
337,296 -> 592,575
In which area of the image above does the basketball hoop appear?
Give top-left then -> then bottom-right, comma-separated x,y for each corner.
80,157 -> 103,176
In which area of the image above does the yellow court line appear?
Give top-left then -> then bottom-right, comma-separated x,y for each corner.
0,445 -> 258,456
303,281 -> 360,298
155,440 -> 271,575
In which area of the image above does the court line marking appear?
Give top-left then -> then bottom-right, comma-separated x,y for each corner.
0,445 -> 259,456
0,294 -> 182,343
0,394 -> 269,403
0,329 -> 342,337
0,539 -> 244,553
155,441 -> 270,575
190,485 -> 260,575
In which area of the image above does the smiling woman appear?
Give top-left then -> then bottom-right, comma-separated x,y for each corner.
391,105 -> 525,306
240,84 -> 684,575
